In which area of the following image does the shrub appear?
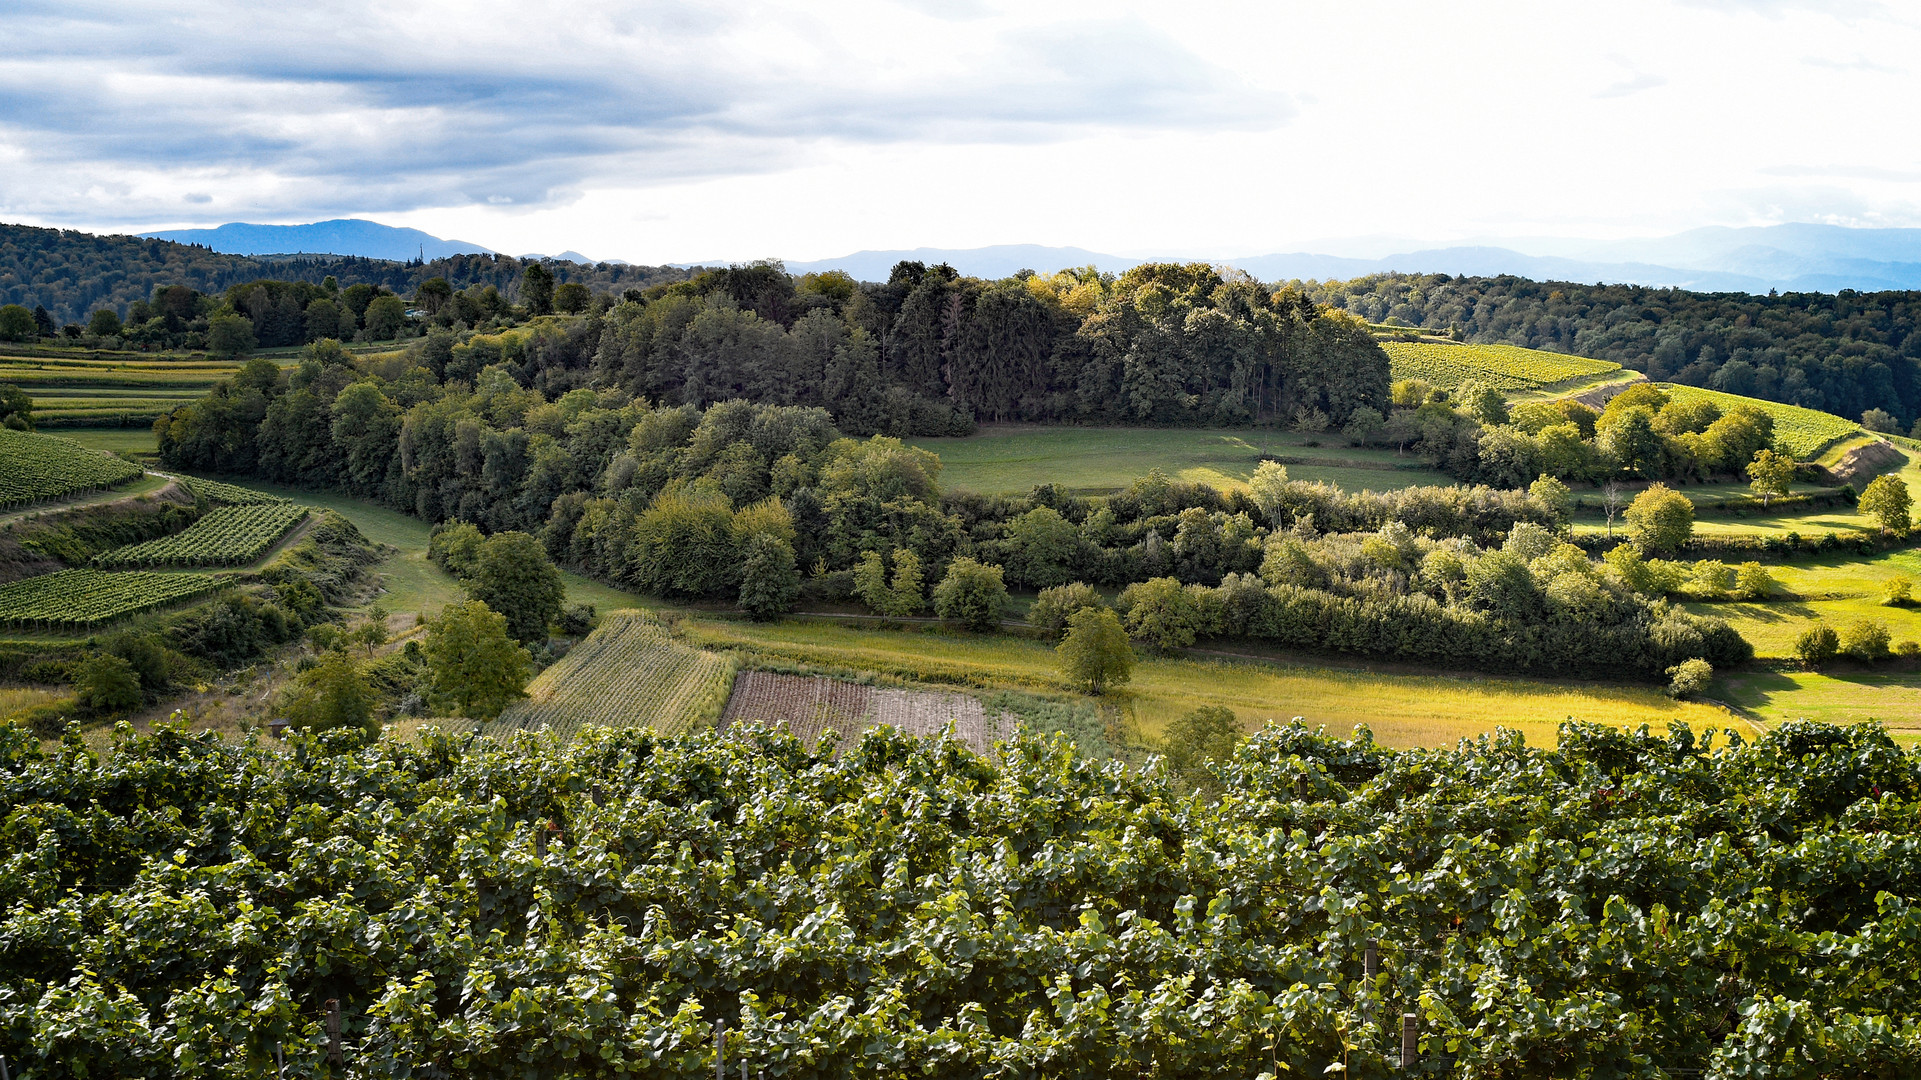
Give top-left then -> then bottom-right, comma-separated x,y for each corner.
1896,640 -> 1921,659
932,557 -> 1009,631
281,653 -> 376,733
1689,560 -> 1734,600
1884,575 -> 1913,607
1056,607 -> 1133,695
1734,562 -> 1778,601
1842,619 -> 1891,662
1029,582 -> 1107,640
1160,706 -> 1244,792
737,535 -> 801,621
72,653 -> 142,714
1625,484 -> 1695,556
1665,658 -> 1713,699
1795,624 -> 1840,670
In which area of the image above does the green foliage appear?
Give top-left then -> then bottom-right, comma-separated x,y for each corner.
427,520 -> 485,577
93,503 -> 307,568
737,533 -> 801,620
1118,576 -> 1200,652
204,312 -> 256,358
1625,483 -> 1695,556
468,530 -> 566,643
932,556 -> 1009,631
521,261 -> 556,316
1734,561 -> 1779,601
1842,618 -> 1892,662
1796,623 -> 1841,669
0,569 -> 220,630
1055,606 -> 1133,694
1860,474 -> 1912,535
10,717 -> 1921,1075
71,652 -> 142,713
1028,582 -> 1107,640
1884,574 -> 1914,607
0,303 -> 36,341
280,652 -> 377,733
0,381 -> 32,430
1527,474 -> 1571,524
1746,447 -> 1795,507
853,548 -> 924,617
1159,705 -> 1243,791
1665,658 -> 1713,699
423,600 -> 532,719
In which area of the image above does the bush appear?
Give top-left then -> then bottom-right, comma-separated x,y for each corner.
558,603 -> 598,637
1625,484 -> 1695,556
1029,582 -> 1107,640
1160,706 -> 1244,792
72,653 -> 142,714
1884,575 -> 1913,607
1056,607 -> 1133,695
1734,561 -> 1778,601
1665,658 -> 1713,699
1795,624 -> 1841,670
1118,577 -> 1200,653
280,653 -> 377,733
932,557 -> 1009,631
1842,619 -> 1891,662
738,534 -> 801,621
1896,640 -> 1921,659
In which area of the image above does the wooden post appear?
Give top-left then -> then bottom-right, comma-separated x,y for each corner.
2,1051 -> 11,1080
592,784 -> 606,808
535,822 -> 547,858
1364,941 -> 1378,978
1401,1013 -> 1417,1070
715,1023 -> 727,1080
1361,940 -> 1378,1027
325,999 -> 344,1065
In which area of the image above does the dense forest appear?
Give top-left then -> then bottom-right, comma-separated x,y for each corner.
1310,272 -> 1921,426
0,223 -> 693,326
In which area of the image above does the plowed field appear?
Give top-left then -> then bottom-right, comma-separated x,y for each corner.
718,671 -> 1007,755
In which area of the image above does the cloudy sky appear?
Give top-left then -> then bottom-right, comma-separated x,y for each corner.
4,0 -> 1919,263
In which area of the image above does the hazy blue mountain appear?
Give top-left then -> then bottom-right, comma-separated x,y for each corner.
781,244 -> 1141,282
143,219 -> 494,260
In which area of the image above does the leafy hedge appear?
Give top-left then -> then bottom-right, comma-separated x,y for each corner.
4,717 -> 1918,1078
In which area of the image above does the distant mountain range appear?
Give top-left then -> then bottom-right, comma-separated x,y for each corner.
141,219 -> 1921,294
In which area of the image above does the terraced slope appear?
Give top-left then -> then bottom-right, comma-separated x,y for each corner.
0,428 -> 144,509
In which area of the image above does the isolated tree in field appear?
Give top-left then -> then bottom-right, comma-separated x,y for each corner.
1029,582 -> 1107,639
1795,623 -> 1840,670
1735,561 -> 1778,601
0,304 -> 34,342
1843,618 -> 1891,662
354,605 -> 390,656
1859,474 -> 1912,535
1119,577 -> 1200,652
1746,449 -> 1794,509
737,533 -> 801,620
1885,575 -> 1914,606
73,653 -> 142,714
1160,705 -> 1243,792
87,307 -> 122,338
282,653 -> 376,733
932,557 -> 1009,630
1057,606 -> 1133,694
468,531 -> 565,643
1601,481 -> 1625,540
1625,483 -> 1694,556
521,262 -> 556,316
424,601 -> 532,719
1665,658 -> 1713,700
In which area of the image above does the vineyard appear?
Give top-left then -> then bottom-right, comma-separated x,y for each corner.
3,718 -> 1918,1077
1657,383 -> 1864,459
0,353 -> 248,426
1382,340 -> 1620,392
490,609 -> 735,737
0,567 -> 219,630
719,671 -> 1005,754
0,428 -> 144,509
176,475 -> 290,505
94,503 -> 308,568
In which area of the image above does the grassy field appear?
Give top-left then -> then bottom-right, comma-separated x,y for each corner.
909,426 -> 1452,495
678,615 -> 1739,748
1382,340 -> 1620,393
54,427 -> 161,457
1684,547 -> 1921,657
1713,667 -> 1921,745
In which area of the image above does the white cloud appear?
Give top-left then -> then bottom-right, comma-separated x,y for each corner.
2,0 -> 1918,261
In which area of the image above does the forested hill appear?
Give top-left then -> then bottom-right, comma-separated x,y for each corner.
1309,273 -> 1921,425
0,223 -> 695,325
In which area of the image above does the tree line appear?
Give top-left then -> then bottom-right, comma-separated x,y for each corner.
1309,271 -> 1921,430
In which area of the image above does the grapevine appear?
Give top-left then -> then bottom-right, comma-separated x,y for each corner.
0,567 -> 220,630
490,609 -> 736,737
1383,340 -> 1620,392
94,503 -> 308,568
0,428 -> 143,508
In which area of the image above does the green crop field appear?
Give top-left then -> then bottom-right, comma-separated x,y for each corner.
0,428 -> 145,509
491,610 -> 736,737
175,475 -> 291,505
909,426 -> 1451,495
680,615 -> 1737,748
0,352 -> 276,426
0,568 -> 221,630
1656,384 -> 1862,459
94,503 -> 308,568
1382,340 -> 1620,392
